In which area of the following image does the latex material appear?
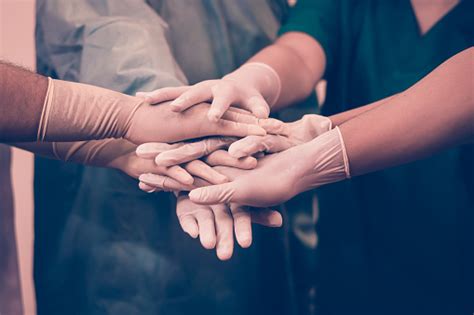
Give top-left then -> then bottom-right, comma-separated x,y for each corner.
136,138 -> 258,192
229,114 -> 332,158
136,62 -> 281,121
37,79 -> 266,144
189,127 -> 351,207
38,78 -> 143,142
176,193 -> 283,260
137,137 -> 258,168
16,140 -> 194,185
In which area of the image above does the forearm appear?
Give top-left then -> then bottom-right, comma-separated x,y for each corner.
0,61 -> 49,141
329,94 -> 398,126
341,48 -> 474,176
13,139 -> 134,168
247,32 -> 326,110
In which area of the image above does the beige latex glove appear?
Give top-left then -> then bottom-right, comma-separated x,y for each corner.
15,139 -> 238,188
38,78 -> 266,144
136,137 -> 258,168
188,127 -> 351,207
136,62 -> 281,122
228,114 -> 333,158
136,138 -> 258,193
176,193 -> 282,260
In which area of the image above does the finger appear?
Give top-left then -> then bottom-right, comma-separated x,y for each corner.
229,135 -> 293,158
176,195 -> 200,238
136,142 -> 183,159
227,107 -> 254,116
138,181 -> 159,193
207,83 -> 239,122
179,214 -> 199,238
189,182 -> 236,205
139,173 -> 194,192
164,165 -> 194,185
136,86 -> 191,104
204,150 -> 257,170
241,94 -> 270,118
169,82 -> 214,112
184,160 -> 228,185
250,209 -> 283,227
258,118 -> 290,136
195,208 -> 217,249
212,204 -> 234,260
213,119 -> 266,138
228,135 -> 268,158
155,138 -> 232,167
192,177 -> 212,188
229,203 -> 252,248
221,110 -> 259,125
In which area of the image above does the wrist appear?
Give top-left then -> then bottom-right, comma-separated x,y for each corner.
224,62 -> 281,107
294,127 -> 350,194
38,79 -> 144,142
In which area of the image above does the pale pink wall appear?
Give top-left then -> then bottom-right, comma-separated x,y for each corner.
0,0 -> 37,314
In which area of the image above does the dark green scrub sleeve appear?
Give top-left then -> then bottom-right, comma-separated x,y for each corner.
278,0 -> 341,76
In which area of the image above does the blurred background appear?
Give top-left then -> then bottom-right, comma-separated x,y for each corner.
0,0 -> 36,314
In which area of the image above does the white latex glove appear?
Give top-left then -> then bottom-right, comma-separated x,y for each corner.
228,114 -> 333,158
188,127 -> 351,207
136,62 -> 281,122
176,193 -> 283,260
38,78 -> 266,144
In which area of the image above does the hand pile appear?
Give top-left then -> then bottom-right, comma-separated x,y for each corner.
115,83 -> 334,260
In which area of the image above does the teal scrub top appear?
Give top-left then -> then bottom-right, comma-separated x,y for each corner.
280,1 -> 473,314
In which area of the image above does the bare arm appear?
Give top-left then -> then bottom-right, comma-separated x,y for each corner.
248,32 -> 327,110
329,95 -> 398,126
341,47 -> 474,176
0,61 -> 48,140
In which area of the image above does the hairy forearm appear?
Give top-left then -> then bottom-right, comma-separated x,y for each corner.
341,48 -> 474,176
0,61 -> 49,141
248,32 -> 327,110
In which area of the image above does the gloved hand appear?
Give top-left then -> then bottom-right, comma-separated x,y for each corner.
188,127 -> 351,207
136,62 -> 281,122
136,138 -> 258,193
37,78 -> 266,144
228,114 -> 333,158
176,193 -> 283,260
136,137 -> 258,168
17,138 -> 248,190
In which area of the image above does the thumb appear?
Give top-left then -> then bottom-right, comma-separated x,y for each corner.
189,182 -> 237,205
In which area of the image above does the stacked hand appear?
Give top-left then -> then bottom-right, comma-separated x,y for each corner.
132,97 -> 336,259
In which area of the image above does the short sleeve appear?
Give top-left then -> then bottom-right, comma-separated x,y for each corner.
278,0 -> 341,75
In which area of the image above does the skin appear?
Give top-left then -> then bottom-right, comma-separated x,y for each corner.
0,61 -> 48,141
186,48 -> 474,207
143,0 -> 462,124
0,62 -> 266,143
